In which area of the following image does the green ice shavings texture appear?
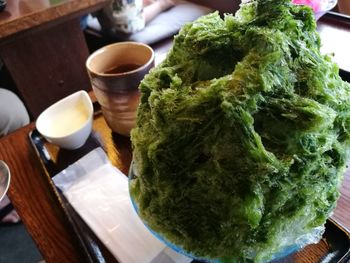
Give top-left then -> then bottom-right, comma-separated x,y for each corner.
130,0 -> 350,262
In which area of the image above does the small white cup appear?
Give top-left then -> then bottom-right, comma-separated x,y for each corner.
36,90 -> 93,150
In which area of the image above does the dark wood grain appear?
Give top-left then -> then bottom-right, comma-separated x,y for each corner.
318,13 -> 350,73
0,0 -> 109,119
0,123 -> 87,263
0,18 -> 91,118
0,106 -> 133,262
332,171 -> 350,232
0,0 -> 109,40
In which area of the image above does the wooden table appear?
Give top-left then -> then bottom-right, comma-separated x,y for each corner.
318,12 -> 350,73
0,113 -> 124,263
0,0 -> 109,119
0,103 -> 349,263
1,7 -> 350,263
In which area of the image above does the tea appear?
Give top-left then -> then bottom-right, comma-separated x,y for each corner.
104,63 -> 142,74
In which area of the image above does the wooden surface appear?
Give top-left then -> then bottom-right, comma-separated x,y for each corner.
0,18 -> 91,118
0,0 -> 108,40
332,170 -> 350,232
318,13 -> 350,73
0,0 -> 109,119
0,123 -> 87,263
0,109 -> 132,262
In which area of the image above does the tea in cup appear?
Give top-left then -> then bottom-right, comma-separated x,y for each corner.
86,42 -> 155,136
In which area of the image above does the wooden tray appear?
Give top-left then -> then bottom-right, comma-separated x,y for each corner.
28,104 -> 350,263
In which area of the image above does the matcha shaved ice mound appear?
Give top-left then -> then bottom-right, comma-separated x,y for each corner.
130,0 -> 350,262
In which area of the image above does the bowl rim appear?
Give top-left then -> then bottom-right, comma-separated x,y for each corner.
86,41 -> 155,77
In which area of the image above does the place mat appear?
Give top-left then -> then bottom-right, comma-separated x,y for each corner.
52,147 -> 191,263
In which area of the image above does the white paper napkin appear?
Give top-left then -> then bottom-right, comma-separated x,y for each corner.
53,147 -> 192,263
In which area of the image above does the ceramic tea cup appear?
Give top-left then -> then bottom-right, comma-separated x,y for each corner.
86,42 -> 155,136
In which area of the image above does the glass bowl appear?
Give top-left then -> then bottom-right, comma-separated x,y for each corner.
128,162 -> 213,262
128,162 -> 303,263
315,0 -> 337,20
292,0 -> 337,20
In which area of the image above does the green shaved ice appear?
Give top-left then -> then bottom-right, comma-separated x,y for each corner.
130,0 -> 350,262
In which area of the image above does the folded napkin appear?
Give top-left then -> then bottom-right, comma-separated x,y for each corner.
53,147 -> 192,263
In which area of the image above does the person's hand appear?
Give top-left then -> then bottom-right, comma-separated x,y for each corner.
143,0 -> 177,23
143,0 -> 156,7
144,0 -> 176,9
159,0 -> 175,11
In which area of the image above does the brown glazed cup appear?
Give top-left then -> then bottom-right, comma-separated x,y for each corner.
86,42 -> 155,136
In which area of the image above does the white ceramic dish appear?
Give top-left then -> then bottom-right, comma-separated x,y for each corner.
36,90 -> 93,150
